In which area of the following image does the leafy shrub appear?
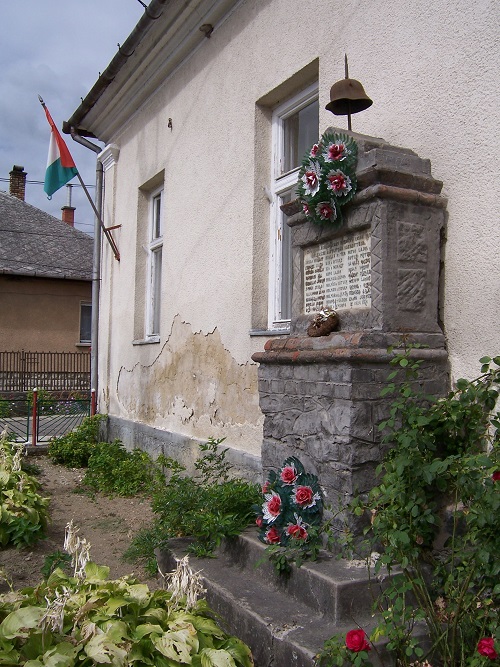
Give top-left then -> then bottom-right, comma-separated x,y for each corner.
0,537 -> 253,667
83,440 -> 158,496
48,414 -> 105,467
0,433 -> 49,547
318,348 -> 500,666
126,438 -> 261,570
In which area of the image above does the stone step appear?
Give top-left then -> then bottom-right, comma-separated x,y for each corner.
156,531 -> 392,667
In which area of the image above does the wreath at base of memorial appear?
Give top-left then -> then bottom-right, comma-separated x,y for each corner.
297,131 -> 358,227
254,456 -> 324,574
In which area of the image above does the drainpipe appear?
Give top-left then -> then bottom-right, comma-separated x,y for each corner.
70,131 -> 102,411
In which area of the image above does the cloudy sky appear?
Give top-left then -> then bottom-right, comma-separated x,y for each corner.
0,1 -> 145,234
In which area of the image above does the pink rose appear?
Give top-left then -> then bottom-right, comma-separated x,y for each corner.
326,169 -> 352,195
265,526 -> 281,544
326,142 -> 345,161
256,516 -> 263,528
280,466 -> 298,485
294,486 -> 313,506
492,471 -> 500,482
266,494 -> 281,516
302,203 -> 310,216
287,524 -> 308,540
310,143 -> 319,157
315,202 -> 336,221
262,481 -> 270,494
477,638 -> 498,660
345,629 -> 371,652
304,170 -> 318,189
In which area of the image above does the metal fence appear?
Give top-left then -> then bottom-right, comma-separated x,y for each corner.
0,393 -> 91,444
0,351 -> 90,392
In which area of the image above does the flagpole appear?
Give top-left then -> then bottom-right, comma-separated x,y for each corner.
75,171 -> 120,261
38,95 -> 120,261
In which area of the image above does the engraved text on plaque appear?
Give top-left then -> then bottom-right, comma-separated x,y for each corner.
303,231 -> 371,313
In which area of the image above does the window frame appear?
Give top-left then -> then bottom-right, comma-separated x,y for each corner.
79,301 -> 92,345
145,188 -> 163,339
268,82 -> 319,331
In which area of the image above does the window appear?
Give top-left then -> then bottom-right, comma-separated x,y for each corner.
79,302 -> 92,344
269,83 -> 319,330
146,189 -> 163,337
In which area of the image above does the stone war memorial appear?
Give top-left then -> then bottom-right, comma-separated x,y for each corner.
252,129 -> 450,536
162,131 -> 456,667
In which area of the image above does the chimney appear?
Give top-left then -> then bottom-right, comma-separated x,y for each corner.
61,205 -> 76,226
9,165 -> 27,201
61,184 -> 75,226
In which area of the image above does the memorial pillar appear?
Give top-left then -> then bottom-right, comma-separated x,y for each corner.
252,131 -> 449,533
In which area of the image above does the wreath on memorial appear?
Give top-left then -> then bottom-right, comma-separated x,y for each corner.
254,456 -> 324,573
297,131 -> 358,226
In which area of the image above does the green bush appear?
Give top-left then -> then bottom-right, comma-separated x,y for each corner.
319,348 -> 500,666
0,551 -> 253,667
48,414 -> 105,468
126,438 -> 261,571
83,440 -> 158,497
0,433 -> 49,547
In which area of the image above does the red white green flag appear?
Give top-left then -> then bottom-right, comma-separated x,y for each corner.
42,104 -> 78,197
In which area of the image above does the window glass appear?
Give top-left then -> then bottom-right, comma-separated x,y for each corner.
80,303 -> 91,343
151,247 -> 162,335
282,99 -> 319,174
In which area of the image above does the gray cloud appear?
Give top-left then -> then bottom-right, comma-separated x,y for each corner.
0,1 -> 144,233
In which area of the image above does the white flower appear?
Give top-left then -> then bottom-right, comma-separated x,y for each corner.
301,161 -> 321,196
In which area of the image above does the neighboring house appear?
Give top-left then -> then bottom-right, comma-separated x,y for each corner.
64,0 -> 499,475
0,167 -> 93,354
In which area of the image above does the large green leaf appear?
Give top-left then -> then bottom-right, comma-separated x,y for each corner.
199,648 -> 237,667
133,623 -> 164,640
84,635 -> 128,666
0,606 -> 44,639
218,638 -> 253,667
152,627 -> 198,663
189,616 -> 225,640
84,562 -> 110,582
40,642 -> 78,667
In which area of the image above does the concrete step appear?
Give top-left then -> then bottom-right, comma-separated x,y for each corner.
156,530 -> 391,667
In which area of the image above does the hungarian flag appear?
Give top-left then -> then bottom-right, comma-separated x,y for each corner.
41,103 -> 78,197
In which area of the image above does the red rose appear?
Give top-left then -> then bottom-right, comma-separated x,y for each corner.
345,629 -> 371,652
265,526 -> 281,544
310,143 -> 319,157
305,170 -> 318,188
266,493 -> 282,516
492,471 -> 500,481
280,466 -> 298,485
316,203 -> 336,220
327,143 -> 345,161
477,638 -> 498,659
262,481 -> 270,494
294,485 -> 314,506
256,516 -> 263,528
287,524 -> 308,540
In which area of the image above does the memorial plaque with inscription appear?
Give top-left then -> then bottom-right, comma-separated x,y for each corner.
303,231 -> 371,313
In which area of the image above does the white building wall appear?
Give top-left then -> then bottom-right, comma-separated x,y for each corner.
96,0 -> 499,457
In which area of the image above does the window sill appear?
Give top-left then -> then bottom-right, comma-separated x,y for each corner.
76,343 -> 91,348
132,336 -> 160,345
249,329 -> 290,337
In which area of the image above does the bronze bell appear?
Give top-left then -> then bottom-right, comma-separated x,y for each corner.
325,78 -> 373,116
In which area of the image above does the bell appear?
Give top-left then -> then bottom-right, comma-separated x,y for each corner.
325,78 -> 373,116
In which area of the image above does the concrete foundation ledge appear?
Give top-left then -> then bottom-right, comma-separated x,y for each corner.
156,530 -> 397,667
104,415 -> 263,483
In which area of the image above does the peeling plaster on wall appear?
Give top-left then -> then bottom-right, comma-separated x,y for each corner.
116,315 -> 263,455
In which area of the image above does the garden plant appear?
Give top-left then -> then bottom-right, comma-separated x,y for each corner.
0,521 -> 254,667
0,432 -> 49,547
317,348 -> 500,666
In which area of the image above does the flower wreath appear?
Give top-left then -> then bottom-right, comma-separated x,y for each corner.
297,131 -> 358,226
254,456 -> 323,547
